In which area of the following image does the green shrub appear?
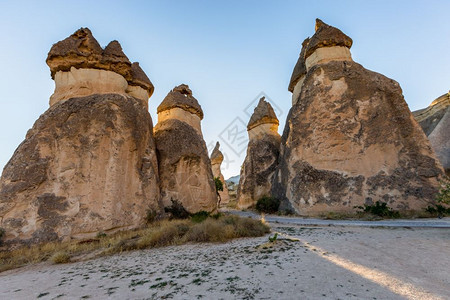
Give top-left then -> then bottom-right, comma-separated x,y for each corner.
146,209 -> 158,224
214,177 -> 224,193
425,204 -> 450,217
0,228 -> 5,246
358,201 -> 400,218
96,231 -> 107,238
191,211 -> 210,223
256,196 -> 280,213
164,199 -> 190,219
436,178 -> 450,205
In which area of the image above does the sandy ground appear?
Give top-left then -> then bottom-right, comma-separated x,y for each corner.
0,224 -> 449,300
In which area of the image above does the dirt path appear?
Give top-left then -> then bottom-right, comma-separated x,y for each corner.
1,225 -> 449,299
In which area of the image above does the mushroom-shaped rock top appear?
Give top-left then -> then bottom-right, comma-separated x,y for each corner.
288,37 -> 310,92
210,142 -> 224,164
247,97 -> 279,130
130,62 -> 154,97
305,18 -> 353,59
157,84 -> 204,119
46,28 -> 153,94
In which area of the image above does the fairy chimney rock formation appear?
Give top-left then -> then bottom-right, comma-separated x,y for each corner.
154,85 -> 217,214
413,92 -> 450,175
237,98 -> 281,209
304,19 -> 353,71
273,19 -> 444,216
0,28 -> 162,246
46,28 -> 154,108
210,142 -> 230,205
288,38 -> 309,106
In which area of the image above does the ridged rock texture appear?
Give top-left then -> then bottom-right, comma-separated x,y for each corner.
0,29 -> 162,246
154,85 -> 217,214
237,98 -> 281,209
272,19 -> 444,216
210,142 -> 230,206
413,92 -> 450,175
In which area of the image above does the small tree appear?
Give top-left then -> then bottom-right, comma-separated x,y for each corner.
214,177 -> 224,207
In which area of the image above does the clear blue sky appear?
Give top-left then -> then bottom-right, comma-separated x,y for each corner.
0,0 -> 449,178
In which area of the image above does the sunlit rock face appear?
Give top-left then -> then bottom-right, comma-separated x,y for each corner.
47,28 -> 154,109
237,98 -> 281,209
210,142 -> 230,206
413,92 -> 450,175
288,38 -> 309,106
154,85 -> 217,214
273,19 -> 444,216
0,28 -> 162,247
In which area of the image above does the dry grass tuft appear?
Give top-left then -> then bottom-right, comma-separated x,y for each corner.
0,214 -> 269,273
51,251 -> 71,264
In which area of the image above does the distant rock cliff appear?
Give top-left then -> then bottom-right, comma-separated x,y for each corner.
413,93 -> 450,175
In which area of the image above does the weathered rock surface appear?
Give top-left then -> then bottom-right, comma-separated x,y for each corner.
154,85 -> 217,213
0,29 -> 161,246
210,142 -> 230,206
413,92 -> 450,175
273,20 -> 444,216
237,98 -> 281,209
0,94 -> 163,246
288,38 -> 310,105
47,28 -> 154,107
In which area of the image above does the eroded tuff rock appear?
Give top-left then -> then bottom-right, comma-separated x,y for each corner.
0,29 -> 161,247
413,92 -> 450,175
0,94 -> 163,246
288,38 -> 310,105
154,85 -> 217,213
47,28 -> 154,107
210,142 -> 230,205
273,20 -> 444,216
237,98 -> 280,209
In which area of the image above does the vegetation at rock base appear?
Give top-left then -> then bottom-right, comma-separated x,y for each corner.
0,228 -> 5,246
214,177 -> 224,193
435,177 -> 450,205
256,196 -> 280,214
356,201 -> 400,218
164,199 -> 190,219
0,214 -> 269,273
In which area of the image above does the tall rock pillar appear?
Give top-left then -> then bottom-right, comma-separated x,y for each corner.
237,97 -> 281,209
210,142 -> 230,206
273,19 -> 444,216
154,84 -> 217,213
0,28 -> 162,246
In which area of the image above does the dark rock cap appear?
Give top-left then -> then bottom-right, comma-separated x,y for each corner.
288,38 -> 310,92
129,62 -> 155,97
157,84 -> 204,119
46,27 -> 154,96
210,142 -> 224,163
305,19 -> 353,59
247,97 -> 279,130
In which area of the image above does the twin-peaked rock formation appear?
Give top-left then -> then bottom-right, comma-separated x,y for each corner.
272,19 -> 444,215
154,85 -> 217,213
237,98 -> 280,209
0,29 -> 215,246
413,92 -> 450,175
0,28 -> 162,245
47,28 -> 154,109
210,142 -> 230,206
